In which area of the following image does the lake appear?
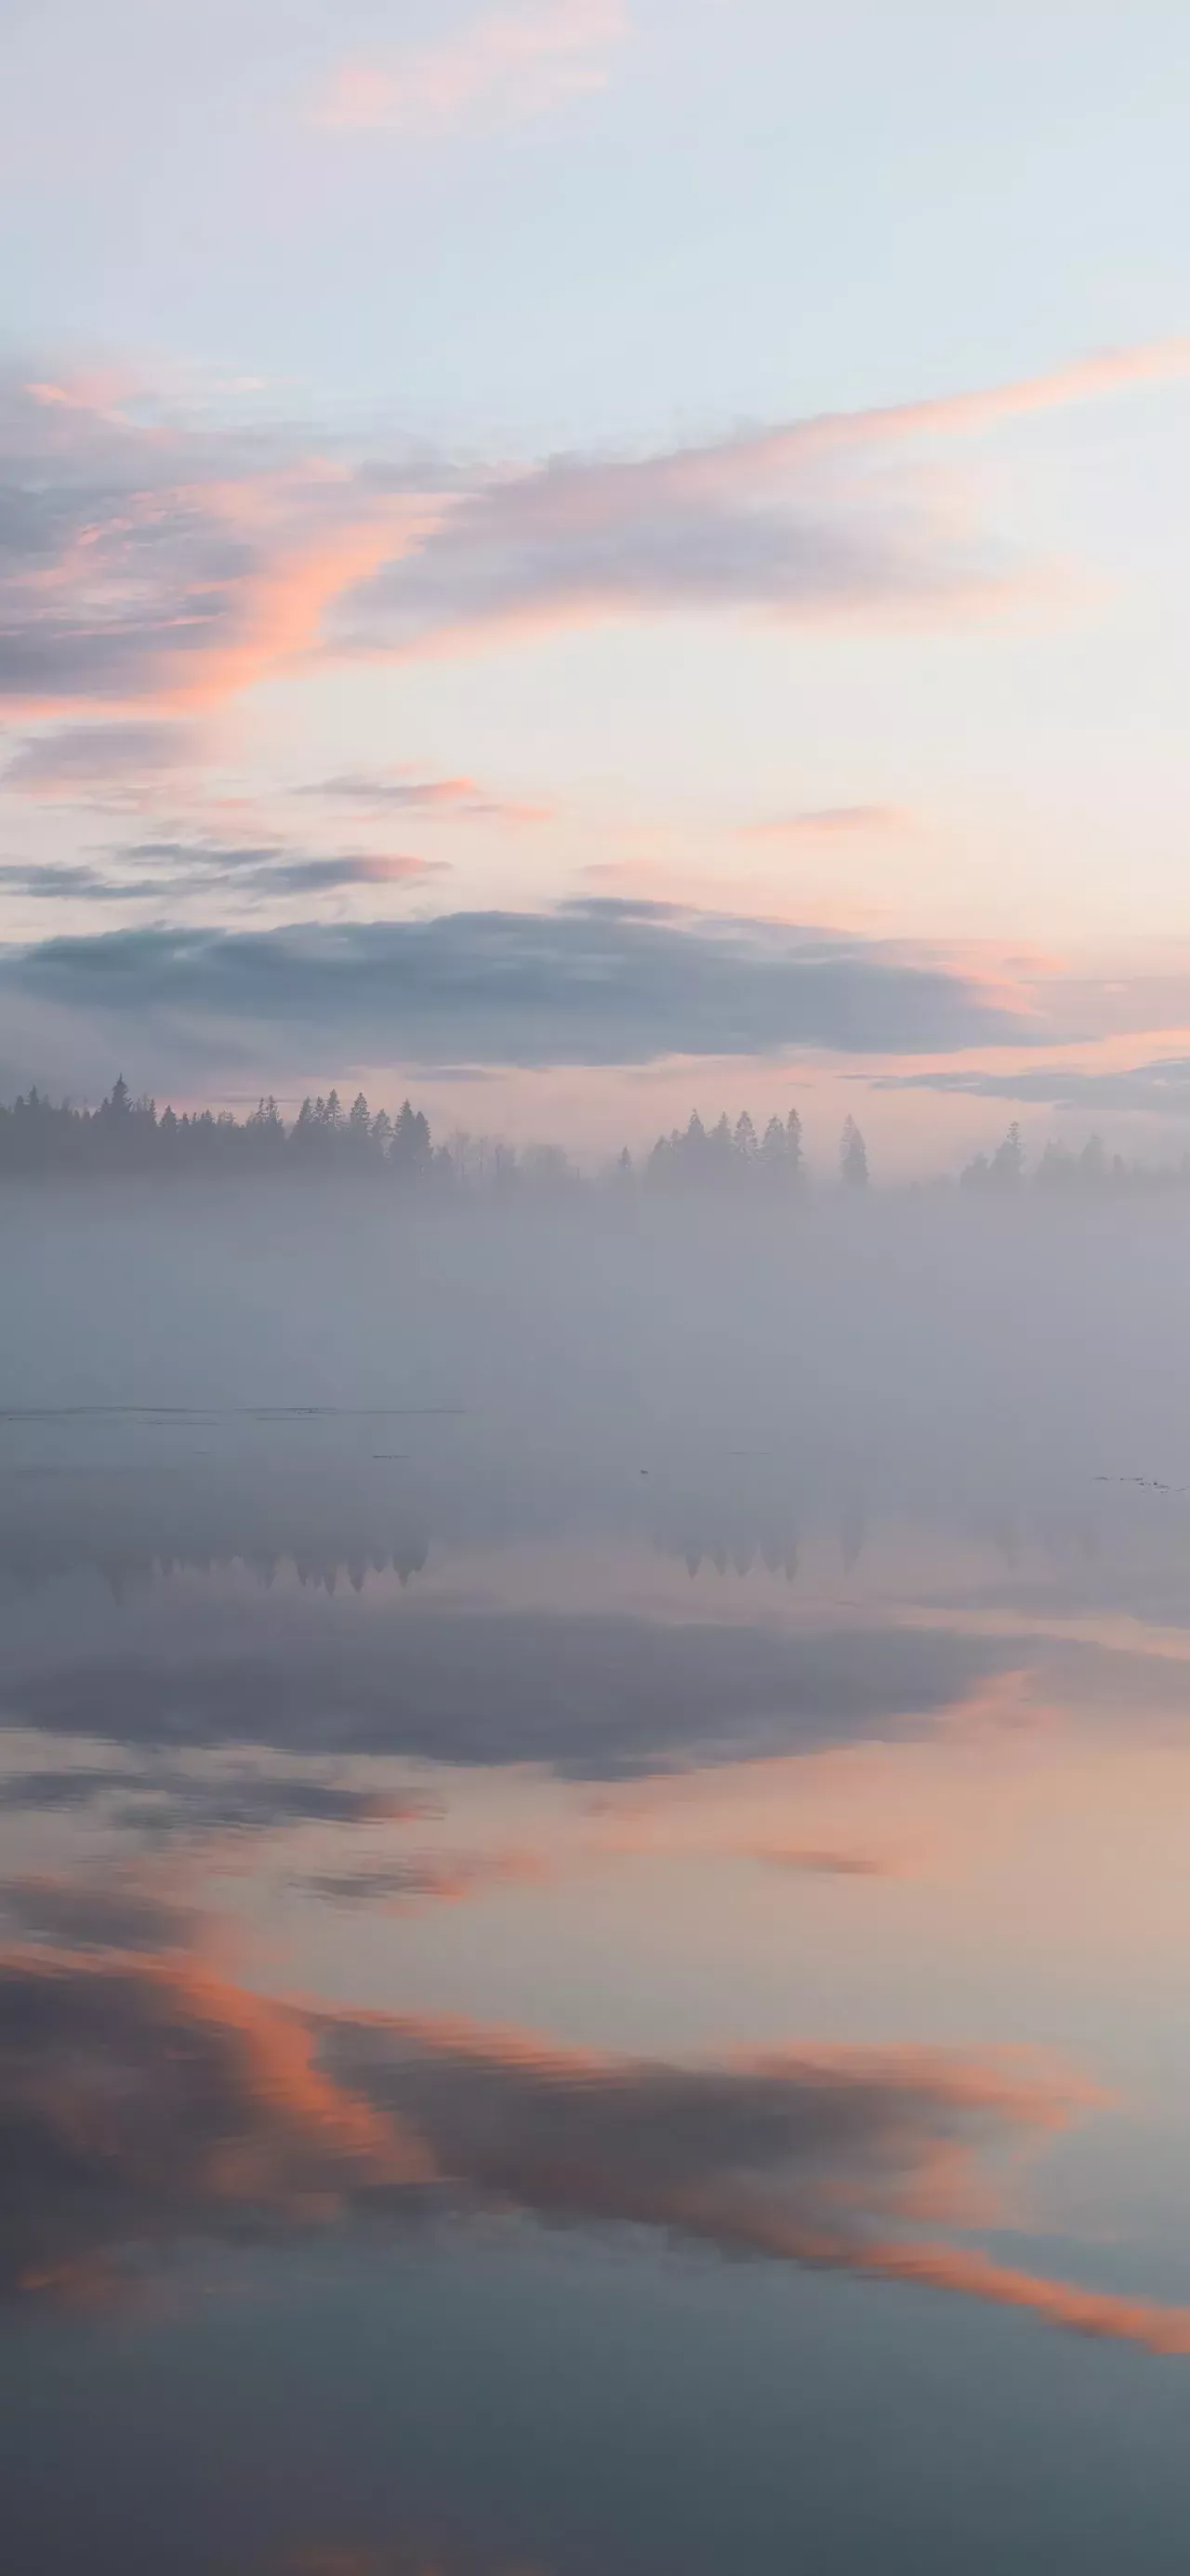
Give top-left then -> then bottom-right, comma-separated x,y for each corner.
3,1367 -> 1190,2571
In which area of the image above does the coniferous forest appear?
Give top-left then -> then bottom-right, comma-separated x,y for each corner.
0,1080 -> 1186,1194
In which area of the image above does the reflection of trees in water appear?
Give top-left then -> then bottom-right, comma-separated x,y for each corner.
0,1530 -> 431,1600
840,1494 -> 866,1573
673,1534 -> 800,1583
654,1480 -> 876,1584
965,1504 -> 1104,1571
655,1502 -> 800,1583
2,1458 -> 1183,1608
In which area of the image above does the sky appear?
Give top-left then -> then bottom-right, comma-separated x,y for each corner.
2,0 -> 1189,1167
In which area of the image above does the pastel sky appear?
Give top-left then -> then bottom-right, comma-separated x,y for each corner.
3,0 -> 1189,1165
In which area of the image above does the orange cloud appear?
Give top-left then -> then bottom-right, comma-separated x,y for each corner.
160,483 -> 429,713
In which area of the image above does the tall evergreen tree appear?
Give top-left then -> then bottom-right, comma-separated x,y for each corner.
840,1116 -> 869,1188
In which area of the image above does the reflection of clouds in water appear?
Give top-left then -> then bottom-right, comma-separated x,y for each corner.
297,1852 -> 549,1911
0,1943 -> 1186,2352
743,1841 -> 906,1879
0,1953 -> 426,2306
0,1872 -> 200,1952
275,2552 -> 528,2576
0,1761 -> 434,1843
0,1612 -> 1021,1779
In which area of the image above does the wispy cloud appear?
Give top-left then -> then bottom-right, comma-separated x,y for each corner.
0,864 -> 118,901
739,806 -> 912,845
2,339 -> 1184,722
299,768 -> 552,825
0,1873 -> 201,1955
338,339 -> 1190,659
0,843 -> 446,908
316,1 -> 628,137
296,1850 -> 548,1912
2,722 -> 206,800
0,1761 -> 431,1844
745,1840 -> 907,1879
0,371 -> 431,715
874,1056 -> 1190,1117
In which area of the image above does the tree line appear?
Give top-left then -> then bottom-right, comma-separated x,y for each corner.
0,1078 -> 435,1178
5,1080 -> 1182,1194
644,1106 -> 866,1188
0,1080 -> 868,1189
959,1122 -> 1190,1193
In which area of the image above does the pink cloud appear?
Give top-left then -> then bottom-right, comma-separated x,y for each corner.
0,368 -> 439,715
340,337 -> 1190,662
3,721 -> 207,802
300,768 -> 553,825
4,335 -> 1185,725
317,0 -> 628,137
739,806 -> 913,844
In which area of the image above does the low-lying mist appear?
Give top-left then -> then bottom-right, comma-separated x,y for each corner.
4,1183 -> 1188,1499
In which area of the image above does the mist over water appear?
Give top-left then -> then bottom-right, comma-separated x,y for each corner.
6,1188 -> 1190,2572
7,1181 -> 1190,1467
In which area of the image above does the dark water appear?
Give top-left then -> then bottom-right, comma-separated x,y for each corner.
4,1400 -> 1190,2572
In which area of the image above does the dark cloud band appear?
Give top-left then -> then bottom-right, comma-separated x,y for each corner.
875,1057 -> 1190,1118
0,903 -> 1025,1073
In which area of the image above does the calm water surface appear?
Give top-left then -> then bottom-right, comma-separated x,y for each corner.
4,1401 -> 1190,2572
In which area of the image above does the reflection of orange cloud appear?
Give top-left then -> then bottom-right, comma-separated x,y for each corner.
1,1950 -> 429,2304
743,1841 -> 906,1879
693,2211 -> 1190,2356
5,1947 -> 1187,2354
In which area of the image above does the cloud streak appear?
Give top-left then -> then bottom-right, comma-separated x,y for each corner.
738,805 -> 911,844
337,339 -> 1190,661
0,1761 -> 431,1844
0,844 -> 446,909
317,1 -> 628,137
297,1851 -> 548,1912
2,721 -> 206,798
876,1057 -> 1190,1119
299,769 -> 552,826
